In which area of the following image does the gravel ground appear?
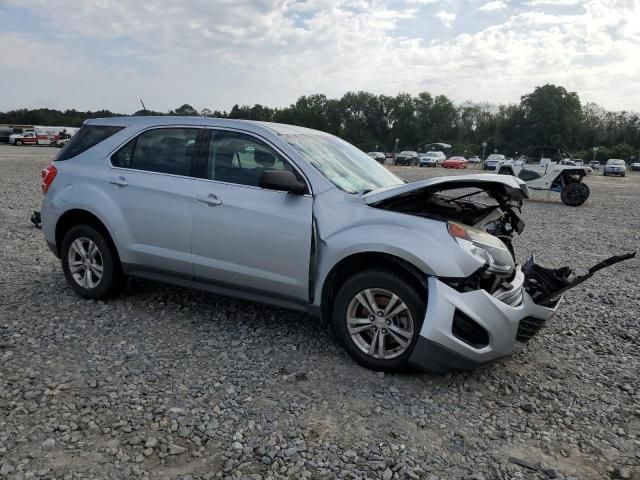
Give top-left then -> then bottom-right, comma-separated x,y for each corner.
0,145 -> 638,480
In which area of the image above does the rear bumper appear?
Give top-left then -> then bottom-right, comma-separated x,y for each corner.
408,271 -> 560,373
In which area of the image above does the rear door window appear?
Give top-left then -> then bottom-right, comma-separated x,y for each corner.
57,125 -> 123,161
111,128 -> 200,177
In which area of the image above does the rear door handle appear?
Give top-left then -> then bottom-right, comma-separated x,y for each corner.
109,176 -> 128,187
196,193 -> 222,206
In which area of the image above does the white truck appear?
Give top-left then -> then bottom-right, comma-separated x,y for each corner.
9,126 -> 78,146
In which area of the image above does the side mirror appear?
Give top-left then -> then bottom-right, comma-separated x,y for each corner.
259,170 -> 307,195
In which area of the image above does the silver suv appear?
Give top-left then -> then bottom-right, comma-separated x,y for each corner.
41,117 -> 629,372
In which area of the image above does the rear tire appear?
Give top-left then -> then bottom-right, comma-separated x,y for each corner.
561,182 -> 589,206
61,225 -> 124,299
332,269 -> 425,371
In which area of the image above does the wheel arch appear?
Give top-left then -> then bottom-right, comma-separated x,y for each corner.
545,168 -> 587,190
55,209 -> 121,263
319,251 -> 428,323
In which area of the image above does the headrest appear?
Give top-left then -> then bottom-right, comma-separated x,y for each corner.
255,149 -> 275,168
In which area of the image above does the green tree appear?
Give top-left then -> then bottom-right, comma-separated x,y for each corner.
609,143 -> 635,161
520,84 -> 582,147
172,104 -> 199,116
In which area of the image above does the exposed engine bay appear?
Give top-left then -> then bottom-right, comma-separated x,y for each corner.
371,179 -> 526,240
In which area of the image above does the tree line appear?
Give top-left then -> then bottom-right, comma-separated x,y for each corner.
2,84 -> 638,162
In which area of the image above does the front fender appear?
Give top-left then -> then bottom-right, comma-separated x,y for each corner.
312,222 -> 486,307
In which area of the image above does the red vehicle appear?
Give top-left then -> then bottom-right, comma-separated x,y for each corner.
9,126 -> 77,146
442,156 -> 469,169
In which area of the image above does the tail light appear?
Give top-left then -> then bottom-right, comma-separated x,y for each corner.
41,164 -> 57,194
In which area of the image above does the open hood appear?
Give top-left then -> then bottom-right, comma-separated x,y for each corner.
364,174 -> 529,206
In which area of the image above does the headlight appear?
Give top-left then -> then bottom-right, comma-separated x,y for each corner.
447,221 -> 515,275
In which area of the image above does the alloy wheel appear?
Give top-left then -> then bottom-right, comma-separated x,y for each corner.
67,237 -> 104,289
346,288 -> 415,360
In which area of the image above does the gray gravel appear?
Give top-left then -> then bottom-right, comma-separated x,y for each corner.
0,145 -> 638,480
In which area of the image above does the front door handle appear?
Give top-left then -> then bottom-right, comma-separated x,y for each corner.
109,176 -> 128,187
196,193 -> 222,206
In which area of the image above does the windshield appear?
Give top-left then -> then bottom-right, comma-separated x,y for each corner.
607,159 -> 625,165
282,133 -> 404,194
487,154 -> 505,161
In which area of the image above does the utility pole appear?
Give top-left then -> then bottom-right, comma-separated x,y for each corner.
394,138 -> 399,164
481,142 -> 487,169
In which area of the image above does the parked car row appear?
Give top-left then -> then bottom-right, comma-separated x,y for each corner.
8,126 -> 79,146
367,150 -> 480,169
368,150 -> 639,178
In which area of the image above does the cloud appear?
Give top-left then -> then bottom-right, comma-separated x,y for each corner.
1,0 -> 639,112
435,10 -> 456,27
525,0 -> 581,5
478,1 -> 508,12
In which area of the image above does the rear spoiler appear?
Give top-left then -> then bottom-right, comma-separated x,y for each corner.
523,252 -> 636,306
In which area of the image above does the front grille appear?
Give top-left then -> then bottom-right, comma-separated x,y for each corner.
516,316 -> 546,343
452,310 -> 489,349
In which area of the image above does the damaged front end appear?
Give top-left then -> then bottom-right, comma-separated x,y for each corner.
366,174 -> 636,372
367,174 -> 532,302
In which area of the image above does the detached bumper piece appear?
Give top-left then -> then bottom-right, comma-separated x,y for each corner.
410,252 -> 636,373
523,252 -> 636,307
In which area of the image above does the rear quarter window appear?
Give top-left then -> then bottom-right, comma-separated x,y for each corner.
56,125 -> 123,161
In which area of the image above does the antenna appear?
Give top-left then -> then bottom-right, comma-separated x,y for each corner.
139,99 -> 147,112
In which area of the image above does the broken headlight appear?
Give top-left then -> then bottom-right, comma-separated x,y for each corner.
448,221 -> 515,275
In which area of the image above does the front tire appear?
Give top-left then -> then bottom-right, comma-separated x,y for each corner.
332,269 -> 425,371
15,140 -> 22,146
61,225 -> 123,299
561,182 -> 589,206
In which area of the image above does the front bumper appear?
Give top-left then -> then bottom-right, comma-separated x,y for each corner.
408,268 -> 560,373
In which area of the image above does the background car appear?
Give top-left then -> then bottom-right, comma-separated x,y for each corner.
484,153 -> 505,170
442,156 -> 468,169
468,155 -> 481,164
589,160 -> 601,170
367,152 -> 386,163
631,162 -> 640,171
603,159 -> 627,177
418,151 -> 445,167
574,159 -> 584,166
395,150 -> 419,166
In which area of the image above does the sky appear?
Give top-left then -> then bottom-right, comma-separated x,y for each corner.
1,0 -> 639,113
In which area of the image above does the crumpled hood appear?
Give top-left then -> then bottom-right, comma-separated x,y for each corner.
364,174 -> 529,205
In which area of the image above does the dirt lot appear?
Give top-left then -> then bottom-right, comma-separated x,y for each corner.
0,145 -> 638,480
